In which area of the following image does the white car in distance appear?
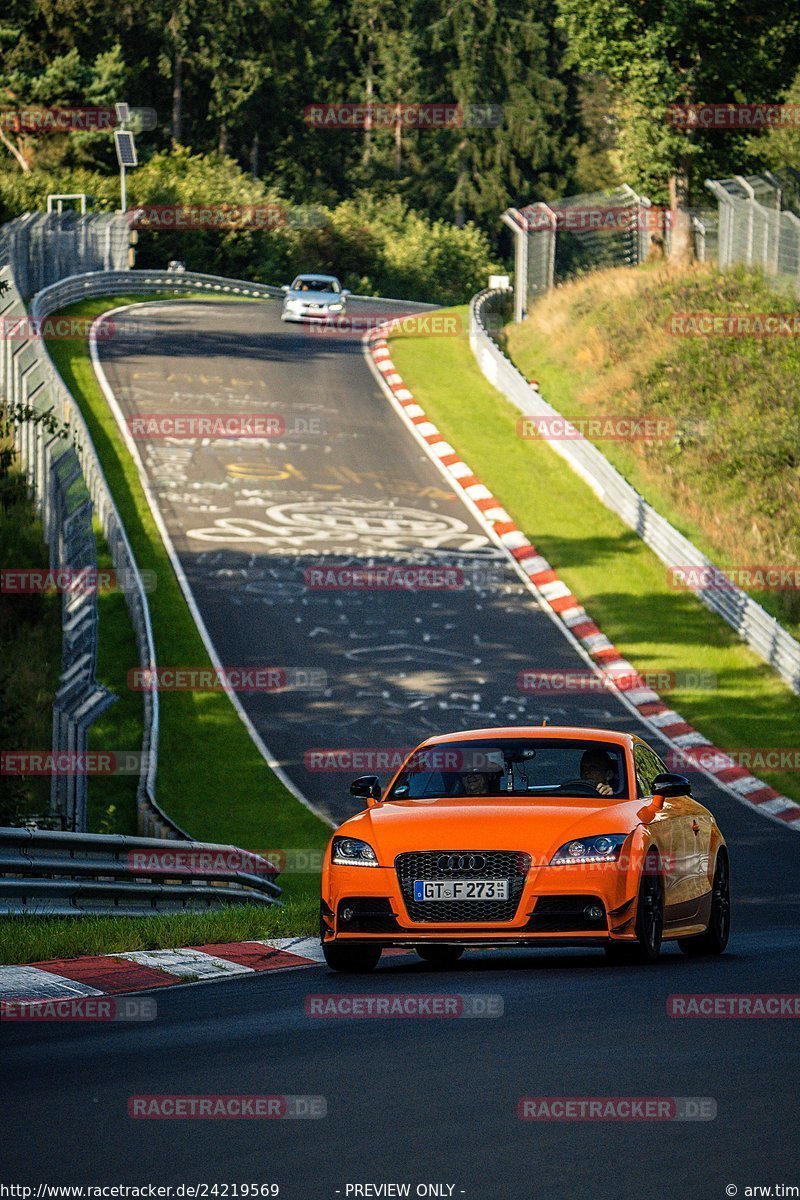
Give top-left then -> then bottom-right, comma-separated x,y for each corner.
281,274 -> 350,322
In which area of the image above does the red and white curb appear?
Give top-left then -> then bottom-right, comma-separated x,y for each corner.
365,331 -> 799,832
0,940 -> 418,1006
0,939 -> 328,1005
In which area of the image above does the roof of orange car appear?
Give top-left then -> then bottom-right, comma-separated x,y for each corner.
418,726 -> 639,747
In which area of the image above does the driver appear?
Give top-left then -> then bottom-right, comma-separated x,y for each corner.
579,749 -> 616,796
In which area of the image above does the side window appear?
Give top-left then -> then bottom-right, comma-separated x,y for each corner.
651,747 -> 668,777
634,745 -> 659,797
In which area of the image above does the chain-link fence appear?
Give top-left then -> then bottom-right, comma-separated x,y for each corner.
503,186 -> 654,316
0,215 -> 188,839
705,169 -> 800,296
1,211 -> 129,300
504,185 -> 719,320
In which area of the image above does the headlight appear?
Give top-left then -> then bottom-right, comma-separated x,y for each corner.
328,303 -> 343,312
331,836 -> 379,867
550,834 -> 626,865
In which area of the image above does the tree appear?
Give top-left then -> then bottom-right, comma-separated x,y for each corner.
556,0 -> 800,262
750,67 -> 800,174
427,0 -> 577,226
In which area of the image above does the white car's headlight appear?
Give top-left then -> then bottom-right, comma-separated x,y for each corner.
550,834 -> 626,864
328,303 -> 343,312
332,836 -> 379,867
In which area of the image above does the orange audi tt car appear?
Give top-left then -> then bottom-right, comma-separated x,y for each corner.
320,726 -> 730,971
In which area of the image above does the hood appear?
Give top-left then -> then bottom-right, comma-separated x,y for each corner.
339,795 -> 643,863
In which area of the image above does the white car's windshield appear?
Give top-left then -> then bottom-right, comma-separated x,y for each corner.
292,277 -> 340,293
387,739 -> 629,800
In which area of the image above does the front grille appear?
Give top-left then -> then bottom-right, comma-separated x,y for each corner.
337,897 -> 400,933
525,895 -> 607,933
396,850 -> 530,923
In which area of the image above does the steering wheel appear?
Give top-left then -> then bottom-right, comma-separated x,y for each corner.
559,778 -> 608,795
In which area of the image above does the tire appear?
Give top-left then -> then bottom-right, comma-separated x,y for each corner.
605,848 -> 663,964
678,851 -> 730,957
415,946 -> 465,967
322,941 -> 382,973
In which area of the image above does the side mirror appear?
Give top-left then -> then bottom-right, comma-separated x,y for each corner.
281,284 -> 290,292
639,772 -> 691,823
652,772 -> 691,799
341,289 -> 351,297
350,775 -> 382,802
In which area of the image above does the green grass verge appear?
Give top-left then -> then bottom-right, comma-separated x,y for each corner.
504,262 -> 800,636
0,477 -> 62,825
0,898 -> 318,966
87,523 -> 143,834
389,307 -> 800,804
45,294 -> 330,908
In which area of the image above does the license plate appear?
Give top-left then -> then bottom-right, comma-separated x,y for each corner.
413,879 -> 510,901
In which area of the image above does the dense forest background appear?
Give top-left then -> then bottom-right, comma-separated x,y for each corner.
1,0 -> 799,298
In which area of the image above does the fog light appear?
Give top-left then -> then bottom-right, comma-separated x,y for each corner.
341,907 -> 355,923
585,905 -> 604,922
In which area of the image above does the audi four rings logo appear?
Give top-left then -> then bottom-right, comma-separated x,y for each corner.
437,854 -> 487,872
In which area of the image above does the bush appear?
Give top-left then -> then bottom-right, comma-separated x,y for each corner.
0,149 -> 498,304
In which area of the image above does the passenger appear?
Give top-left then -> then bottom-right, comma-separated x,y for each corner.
462,769 -> 503,796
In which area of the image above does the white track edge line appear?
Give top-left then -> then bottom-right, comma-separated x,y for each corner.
89,300 -> 335,829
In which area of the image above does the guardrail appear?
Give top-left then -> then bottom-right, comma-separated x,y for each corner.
470,289 -> 800,696
32,268 -> 285,308
0,827 -> 281,915
0,269 -> 190,840
24,269 -> 299,838
47,447 -> 117,831
5,261 -> 425,840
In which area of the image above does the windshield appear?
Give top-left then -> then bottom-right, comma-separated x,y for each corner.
387,738 -> 629,801
292,277 -> 339,293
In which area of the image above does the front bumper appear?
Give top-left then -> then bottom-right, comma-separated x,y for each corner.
281,305 -> 345,322
322,859 -> 640,944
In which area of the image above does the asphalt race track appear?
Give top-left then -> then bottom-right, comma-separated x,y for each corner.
2,297 -> 798,1199
96,297 -> 675,821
